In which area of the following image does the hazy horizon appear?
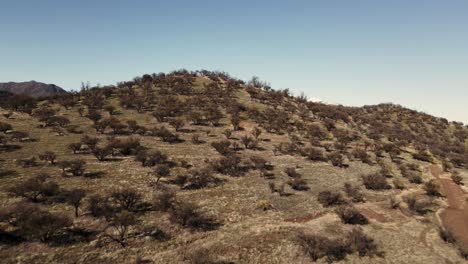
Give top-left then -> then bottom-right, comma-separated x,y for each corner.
1,0 -> 467,123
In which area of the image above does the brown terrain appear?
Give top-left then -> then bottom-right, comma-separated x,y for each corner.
0,71 -> 467,263
432,165 -> 468,246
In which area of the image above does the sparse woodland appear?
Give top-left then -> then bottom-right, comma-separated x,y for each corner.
0,70 -> 467,263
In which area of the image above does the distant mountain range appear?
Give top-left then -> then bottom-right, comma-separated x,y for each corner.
0,81 -> 66,97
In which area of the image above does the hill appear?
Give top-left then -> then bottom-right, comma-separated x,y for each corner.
0,81 -> 66,97
0,70 -> 467,263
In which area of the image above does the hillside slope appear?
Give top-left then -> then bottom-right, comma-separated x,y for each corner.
0,70 -> 467,263
0,81 -> 66,97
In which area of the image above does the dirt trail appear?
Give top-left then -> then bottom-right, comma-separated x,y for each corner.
430,165 -> 468,246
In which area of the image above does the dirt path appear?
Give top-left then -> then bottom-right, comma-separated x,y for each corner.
431,165 -> 468,246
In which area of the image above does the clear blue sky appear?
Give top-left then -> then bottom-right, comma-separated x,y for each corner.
1,0 -> 467,123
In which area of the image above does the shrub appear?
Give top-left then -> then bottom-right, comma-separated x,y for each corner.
88,195 -> 114,219
299,228 -> 380,262
211,154 -> 244,177
252,127 -> 262,139
298,233 -> 350,262
107,210 -> 137,247
284,167 -> 301,178
343,183 -> 365,202
240,135 -> 258,149
403,195 -> 432,215
439,228 -> 456,244
39,151 -> 57,165
62,188 -> 86,217
335,206 -> 368,225
86,109 -> 102,123
250,155 -> 268,177
412,151 -> 433,163
9,174 -> 59,202
362,173 -> 390,190
168,118 -> 185,132
17,209 -> 72,242
318,191 -> 346,207
352,148 -> 371,164
59,160 -> 86,176
211,140 -> 232,156
111,189 -> 143,212
81,135 -> 100,150
170,202 -> 220,231
222,129 -> 232,139
392,178 -> 406,189
92,146 -> 112,161
104,104 -> 116,115
424,180 -> 442,196
406,171 -> 423,184
346,227 -> 380,257
117,138 -> 142,155
287,178 -> 309,191
304,147 -> 326,161
16,157 -> 38,168
181,167 -> 220,189
135,149 -> 168,167
329,152 -> 345,167
153,188 -> 176,211
68,142 -> 82,154
152,126 -> 180,143
268,182 -> 286,196
0,122 -> 13,133
451,171 -> 464,185
10,131 -> 30,141
191,134 -> 202,144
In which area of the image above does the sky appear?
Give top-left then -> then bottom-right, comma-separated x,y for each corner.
1,0 -> 467,123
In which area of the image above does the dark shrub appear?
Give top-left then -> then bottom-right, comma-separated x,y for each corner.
117,138 -> 142,155
9,174 -> 59,202
211,140 -> 232,156
62,188 -> 86,217
88,195 -> 114,219
403,195 -> 432,215
343,183 -> 365,202
81,135 -> 100,150
153,188 -> 176,211
318,191 -> 346,207
92,146 -> 112,161
111,189 -> 143,212
17,209 -> 72,242
38,151 -> 57,165
346,227 -> 380,257
329,152 -> 345,167
352,148 -> 371,164
107,210 -> 137,247
16,157 -> 38,168
335,205 -> 369,225
0,122 -> 13,133
362,173 -> 391,190
211,154 -> 244,177
170,202 -> 220,231
424,180 -> 442,196
68,142 -> 82,154
451,171 -> 463,185
412,151 -> 433,163
181,167 -> 220,190
304,147 -> 326,161
136,149 -> 168,167
284,167 -> 301,178
287,178 -> 309,191
240,135 -> 258,149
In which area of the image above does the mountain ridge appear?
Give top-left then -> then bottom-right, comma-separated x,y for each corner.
0,80 -> 66,97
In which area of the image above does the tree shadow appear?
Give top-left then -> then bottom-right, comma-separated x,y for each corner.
0,144 -> 22,152
0,169 -> 19,178
84,171 -> 106,178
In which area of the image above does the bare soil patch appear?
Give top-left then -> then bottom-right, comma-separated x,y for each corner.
431,165 -> 468,246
